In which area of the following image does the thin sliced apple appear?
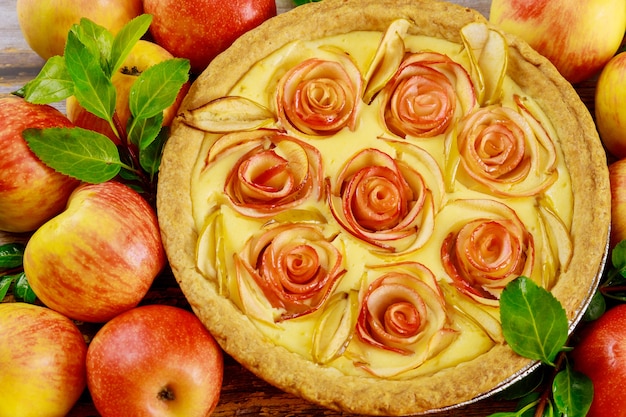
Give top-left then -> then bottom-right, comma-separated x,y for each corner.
460,22 -> 508,105
196,208 -> 230,297
312,290 -> 359,364
181,96 -> 277,133
363,18 -> 412,104
440,281 -> 504,343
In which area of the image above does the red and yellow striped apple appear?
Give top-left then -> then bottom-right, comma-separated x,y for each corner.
596,52 -> 626,159
0,96 -> 80,233
489,0 -> 626,84
86,305 -> 224,417
16,0 -> 143,60
66,40 -> 190,145
143,0 -> 277,74
0,302 -> 87,417
609,159 -> 626,248
572,304 -> 626,416
23,181 -> 166,323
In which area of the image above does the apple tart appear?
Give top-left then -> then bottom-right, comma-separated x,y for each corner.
157,0 -> 610,414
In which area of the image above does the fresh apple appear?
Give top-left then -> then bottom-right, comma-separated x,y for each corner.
489,0 -> 626,84
0,302 -> 87,417
143,0 -> 277,74
609,159 -> 626,248
596,52 -> 626,159
0,95 -> 80,233
16,0 -> 143,60
86,304 -> 224,417
572,304 -> 626,416
66,39 -> 190,145
23,181 -> 166,323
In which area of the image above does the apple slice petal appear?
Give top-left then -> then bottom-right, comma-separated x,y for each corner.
234,254 -> 283,326
538,204 -> 573,279
460,22 -> 508,106
439,280 -> 504,343
363,18 -> 411,104
311,290 -> 359,364
196,208 -> 230,297
182,96 -> 277,133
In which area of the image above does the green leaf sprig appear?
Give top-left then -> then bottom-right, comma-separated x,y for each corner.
292,0 -> 322,5
597,239 -> 626,302
0,243 -> 35,303
490,276 -> 593,417
13,14 -> 190,203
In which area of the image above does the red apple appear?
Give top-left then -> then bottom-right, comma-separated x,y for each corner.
609,159 -> 626,248
0,302 -> 87,417
0,95 -> 80,233
23,181 -> 166,323
596,52 -> 626,159
86,304 -> 224,417
489,0 -> 626,84
66,40 -> 190,145
572,304 -> 626,416
143,0 -> 277,74
16,0 -> 143,60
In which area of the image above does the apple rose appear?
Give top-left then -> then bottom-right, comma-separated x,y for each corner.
454,97 -> 558,197
380,51 -> 476,139
328,147 -> 438,253
441,199 -> 535,307
276,56 -> 363,136
235,223 -> 346,322
352,262 -> 457,378
203,129 -> 324,218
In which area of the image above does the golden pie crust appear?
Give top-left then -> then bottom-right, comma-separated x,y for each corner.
157,0 -> 610,414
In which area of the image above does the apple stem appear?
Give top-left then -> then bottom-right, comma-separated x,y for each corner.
112,111 -> 127,146
533,350 -> 566,417
111,111 -> 158,205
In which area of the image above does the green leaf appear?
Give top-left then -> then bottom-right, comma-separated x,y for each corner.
552,363 -> 593,417
500,276 -> 569,366
612,239 -> 626,275
14,272 -> 36,304
0,275 -> 14,301
582,289 -> 606,322
17,56 -> 74,104
293,0 -> 322,5
23,127 -> 122,183
486,395 -> 541,417
128,58 -> 190,121
139,126 -> 168,177
118,167 -> 141,181
109,14 -> 153,75
0,243 -> 25,269
71,18 -> 114,73
127,113 -> 163,149
65,29 -> 116,123
494,366 -> 547,401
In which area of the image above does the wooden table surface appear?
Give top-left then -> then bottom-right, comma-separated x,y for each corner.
0,0 -> 606,416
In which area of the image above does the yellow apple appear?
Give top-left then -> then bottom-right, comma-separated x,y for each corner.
66,39 -> 190,145
16,0 -> 143,60
596,52 -> 626,159
0,303 -> 87,417
609,159 -> 626,248
489,0 -> 626,84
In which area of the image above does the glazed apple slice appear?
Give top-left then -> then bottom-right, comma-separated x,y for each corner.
181,96 -> 276,132
460,22 -> 508,105
362,18 -> 411,104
